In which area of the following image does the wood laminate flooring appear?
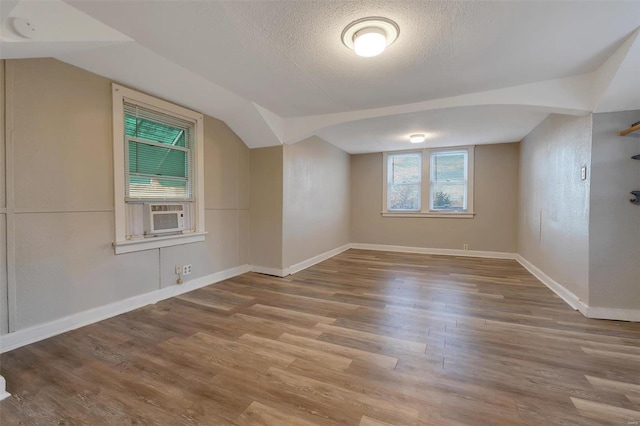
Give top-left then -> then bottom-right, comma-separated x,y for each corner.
1,249 -> 639,425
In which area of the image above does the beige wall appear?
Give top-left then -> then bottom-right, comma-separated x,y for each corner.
160,117 -> 249,288
283,136 -> 350,267
589,110 -> 640,310
2,58 -> 249,332
518,114 -> 592,304
249,146 -> 283,270
351,143 -> 519,253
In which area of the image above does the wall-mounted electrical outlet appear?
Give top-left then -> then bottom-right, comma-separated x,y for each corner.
183,264 -> 192,275
463,243 -> 469,251
175,265 -> 183,275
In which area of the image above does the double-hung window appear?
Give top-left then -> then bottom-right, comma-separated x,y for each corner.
112,84 -> 205,254
383,146 -> 474,218
124,103 -> 194,201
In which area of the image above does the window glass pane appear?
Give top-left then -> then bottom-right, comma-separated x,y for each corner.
128,176 -> 187,199
388,153 -> 421,211
432,151 -> 465,183
431,150 -> 467,211
432,182 -> 466,210
389,183 -> 421,211
391,154 -> 421,184
129,141 -> 186,178
125,114 -> 186,147
128,140 -> 188,199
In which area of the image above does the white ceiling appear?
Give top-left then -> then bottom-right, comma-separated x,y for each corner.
1,1 -> 639,153
316,106 -> 550,154
0,0 -> 130,58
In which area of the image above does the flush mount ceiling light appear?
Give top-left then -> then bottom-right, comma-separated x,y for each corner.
409,134 -> 426,143
342,17 -> 399,57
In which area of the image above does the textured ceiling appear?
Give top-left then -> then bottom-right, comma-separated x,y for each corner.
67,0 -> 639,117
2,0 -> 639,152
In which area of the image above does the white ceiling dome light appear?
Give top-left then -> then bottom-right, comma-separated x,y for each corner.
409,134 -> 426,143
342,17 -> 399,58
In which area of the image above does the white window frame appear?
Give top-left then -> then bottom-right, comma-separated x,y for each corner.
382,146 -> 475,218
112,84 -> 206,254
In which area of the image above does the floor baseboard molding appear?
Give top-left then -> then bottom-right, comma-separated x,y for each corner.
351,243 -> 517,260
0,264 -> 250,354
0,375 -> 9,401
584,306 -> 640,322
514,255 -> 588,314
286,244 -> 352,275
249,265 -> 288,277
250,243 -> 352,277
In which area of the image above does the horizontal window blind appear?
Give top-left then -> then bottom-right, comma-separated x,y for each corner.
124,102 -> 195,201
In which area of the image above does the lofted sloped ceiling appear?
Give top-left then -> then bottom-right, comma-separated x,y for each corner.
1,0 -> 639,153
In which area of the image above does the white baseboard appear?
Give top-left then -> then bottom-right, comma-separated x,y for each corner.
249,265 -> 288,277
0,375 -> 9,401
514,255 -> 586,313
516,255 -> 639,322
0,264 -> 250,354
583,306 -> 640,322
351,243 -> 517,260
286,244 -> 352,275
513,255 -> 640,322
250,243 -> 352,277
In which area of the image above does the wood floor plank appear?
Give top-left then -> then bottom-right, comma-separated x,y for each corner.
278,333 -> 399,369
235,401 -> 324,426
581,346 -> 640,362
571,397 -> 640,423
1,248 -> 639,425
265,367 -> 419,425
238,333 -> 353,371
313,322 -> 427,353
586,375 -> 640,398
247,303 -> 337,326
359,415 -> 395,426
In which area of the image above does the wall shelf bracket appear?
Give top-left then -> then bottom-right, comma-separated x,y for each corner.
620,121 -> 640,136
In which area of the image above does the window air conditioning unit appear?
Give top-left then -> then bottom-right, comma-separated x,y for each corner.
143,203 -> 185,235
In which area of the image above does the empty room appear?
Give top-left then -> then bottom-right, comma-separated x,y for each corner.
0,0 -> 639,424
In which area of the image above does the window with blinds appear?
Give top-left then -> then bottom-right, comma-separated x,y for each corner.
124,103 -> 195,201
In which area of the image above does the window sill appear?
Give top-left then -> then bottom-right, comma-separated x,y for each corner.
381,212 -> 475,219
113,231 -> 207,254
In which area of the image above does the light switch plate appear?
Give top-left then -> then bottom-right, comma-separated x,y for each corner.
581,166 -> 587,181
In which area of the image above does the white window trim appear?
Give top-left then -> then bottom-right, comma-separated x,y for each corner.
382,146 -> 475,218
112,84 -> 206,254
